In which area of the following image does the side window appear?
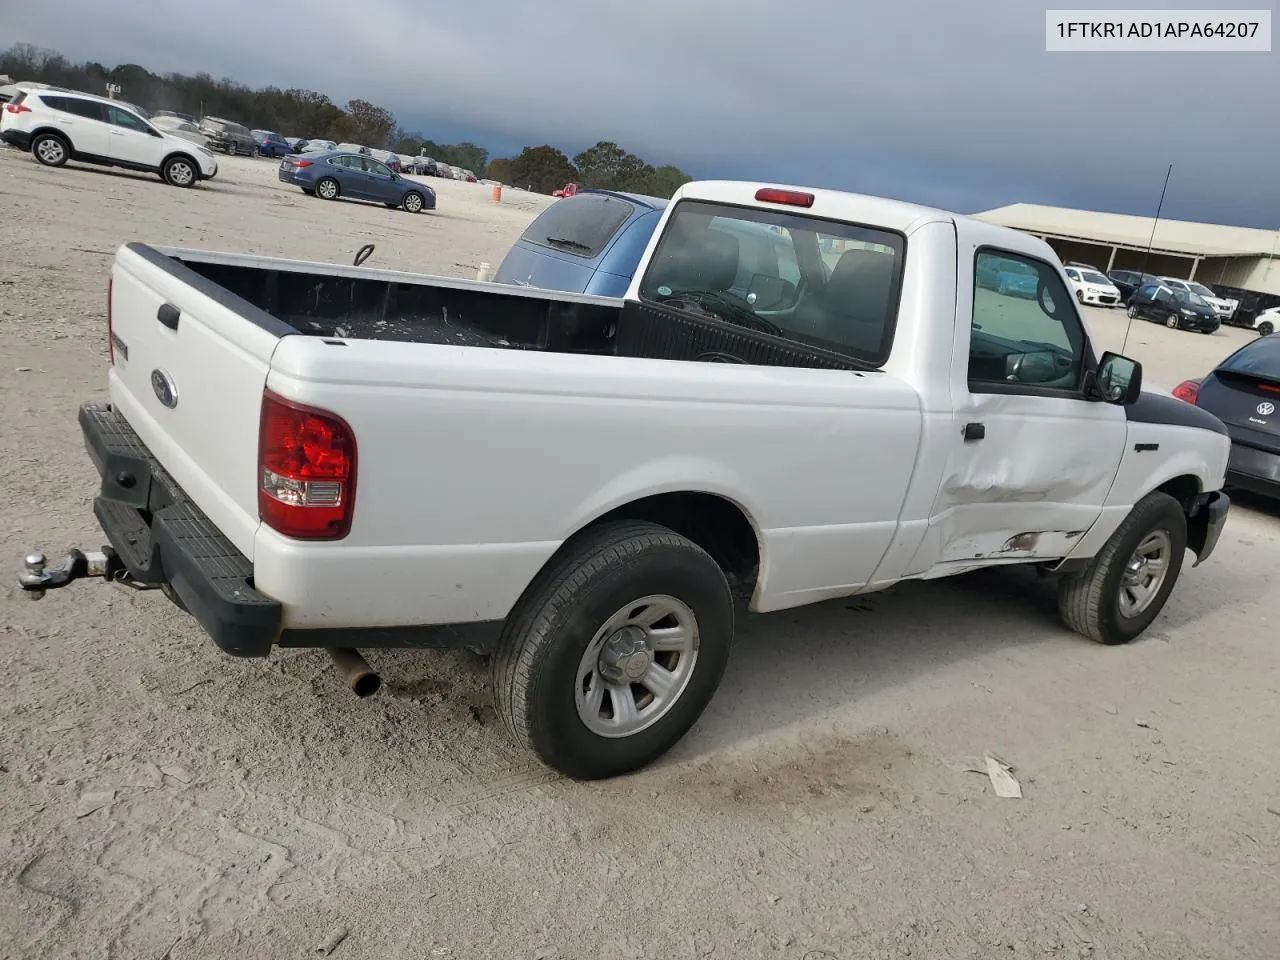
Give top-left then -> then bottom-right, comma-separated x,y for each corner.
108,106 -> 149,132
365,159 -> 392,177
1154,287 -> 1173,303
969,249 -> 1088,393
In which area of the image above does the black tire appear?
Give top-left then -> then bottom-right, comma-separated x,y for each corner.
1260,321 -> 1275,337
1057,491 -> 1187,645
1165,312 -> 1180,329
227,141 -> 237,156
161,154 -> 198,188
1127,304 -> 1140,320
401,191 -> 425,213
1075,289 -> 1085,304
315,177 -> 340,200
492,520 -> 734,780
32,132 -> 70,167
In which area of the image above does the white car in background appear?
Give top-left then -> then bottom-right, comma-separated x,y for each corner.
1251,305 -> 1278,337
1063,266 -> 1123,307
0,88 -> 218,187
1160,277 -> 1238,322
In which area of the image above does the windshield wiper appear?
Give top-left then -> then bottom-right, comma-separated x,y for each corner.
542,236 -> 592,253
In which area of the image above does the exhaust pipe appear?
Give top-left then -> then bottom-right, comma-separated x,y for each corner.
327,648 -> 381,697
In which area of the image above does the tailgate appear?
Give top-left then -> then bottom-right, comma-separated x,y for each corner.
107,243 -> 290,559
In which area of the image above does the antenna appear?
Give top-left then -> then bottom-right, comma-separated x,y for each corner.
1120,162 -> 1173,355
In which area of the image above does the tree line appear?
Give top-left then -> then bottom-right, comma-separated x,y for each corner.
0,43 -> 693,197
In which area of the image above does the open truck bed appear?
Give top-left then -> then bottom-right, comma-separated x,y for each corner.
158,244 -> 863,370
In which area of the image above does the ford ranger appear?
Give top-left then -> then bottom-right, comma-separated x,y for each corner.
18,180 -> 1232,780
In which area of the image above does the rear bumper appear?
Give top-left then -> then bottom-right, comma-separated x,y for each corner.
1,129 -> 33,151
1226,441 -> 1280,500
78,401 -> 282,657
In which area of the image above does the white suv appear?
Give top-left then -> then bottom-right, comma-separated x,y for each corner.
1159,277 -> 1239,322
0,89 -> 218,187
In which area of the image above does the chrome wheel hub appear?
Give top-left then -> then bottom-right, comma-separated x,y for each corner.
575,595 -> 699,739
1118,530 -> 1171,618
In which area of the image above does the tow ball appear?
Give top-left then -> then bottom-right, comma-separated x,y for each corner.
18,547 -> 137,600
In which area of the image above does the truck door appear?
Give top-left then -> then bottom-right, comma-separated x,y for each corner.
923,245 -> 1127,568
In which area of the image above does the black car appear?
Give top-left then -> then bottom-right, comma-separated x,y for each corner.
1126,281 -> 1219,333
1172,333 -> 1280,499
1108,269 -> 1159,302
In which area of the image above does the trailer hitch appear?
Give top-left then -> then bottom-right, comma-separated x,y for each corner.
18,547 -> 144,600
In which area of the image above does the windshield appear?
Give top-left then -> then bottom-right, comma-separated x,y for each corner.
637,198 -> 905,365
1182,291 -> 1210,308
1187,281 -> 1215,298
1081,271 -> 1109,284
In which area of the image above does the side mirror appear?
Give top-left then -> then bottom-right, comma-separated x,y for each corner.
1094,351 -> 1143,405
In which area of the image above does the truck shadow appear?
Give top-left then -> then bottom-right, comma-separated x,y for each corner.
666,545 -> 1271,764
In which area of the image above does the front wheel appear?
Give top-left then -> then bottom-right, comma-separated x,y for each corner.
162,155 -> 197,187
1127,304 -> 1140,319
1076,289 -> 1085,304
492,520 -> 734,780
1260,321 -> 1275,336
401,190 -> 425,213
1165,312 -> 1180,329
1057,491 -> 1187,645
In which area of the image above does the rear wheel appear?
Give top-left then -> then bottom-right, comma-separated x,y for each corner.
316,177 -> 340,200
402,191 -> 425,213
1260,321 -> 1275,336
227,141 -> 238,156
492,520 -> 734,780
1058,491 -> 1187,645
161,155 -> 197,187
32,132 -> 70,167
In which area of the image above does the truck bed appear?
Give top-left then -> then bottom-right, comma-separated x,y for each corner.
155,245 -> 861,370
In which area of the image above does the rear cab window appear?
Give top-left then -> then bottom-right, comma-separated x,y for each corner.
521,193 -> 636,259
637,198 -> 905,366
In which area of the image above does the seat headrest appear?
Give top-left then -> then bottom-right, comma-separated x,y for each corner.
825,247 -> 895,321
668,228 -> 740,293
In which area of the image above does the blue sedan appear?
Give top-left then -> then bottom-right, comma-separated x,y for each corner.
278,150 -> 436,213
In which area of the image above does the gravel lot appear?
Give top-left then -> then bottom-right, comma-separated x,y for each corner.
2,147 -> 1278,960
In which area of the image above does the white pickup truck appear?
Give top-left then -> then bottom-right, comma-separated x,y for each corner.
19,180 -> 1232,780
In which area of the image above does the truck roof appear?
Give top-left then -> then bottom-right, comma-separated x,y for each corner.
675,179 -> 961,235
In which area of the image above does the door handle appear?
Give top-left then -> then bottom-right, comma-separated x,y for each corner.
963,422 -> 985,442
156,303 -> 180,331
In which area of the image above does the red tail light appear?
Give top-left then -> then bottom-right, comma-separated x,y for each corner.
755,187 -> 815,208
106,275 -> 114,364
293,158 -> 312,168
1258,382 -> 1280,394
258,390 -> 357,540
5,103 -> 32,114
1171,379 -> 1200,404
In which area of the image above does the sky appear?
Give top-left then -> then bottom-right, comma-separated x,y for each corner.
5,0 -> 1278,227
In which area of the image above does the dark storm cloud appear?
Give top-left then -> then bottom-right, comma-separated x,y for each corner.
7,0 -> 1278,225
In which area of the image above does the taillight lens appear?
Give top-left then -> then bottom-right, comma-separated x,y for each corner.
106,275 -> 114,364
4,103 -> 32,114
1171,379 -> 1200,404
258,390 -> 357,540
293,159 -> 312,168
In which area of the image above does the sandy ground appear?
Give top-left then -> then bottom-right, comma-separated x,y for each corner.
2,148 -> 1278,960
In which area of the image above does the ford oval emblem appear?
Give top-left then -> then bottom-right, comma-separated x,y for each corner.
150,368 -> 178,408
